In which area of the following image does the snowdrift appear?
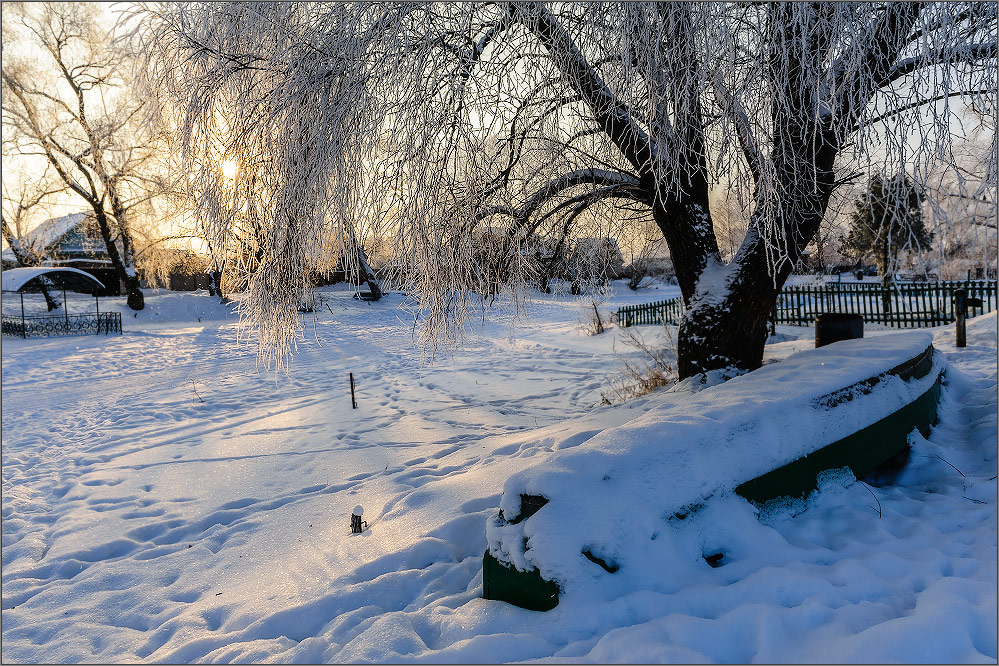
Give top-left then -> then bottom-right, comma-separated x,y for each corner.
484,332 -> 945,610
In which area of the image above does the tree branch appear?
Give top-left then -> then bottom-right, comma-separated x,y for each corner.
510,2 -> 658,175
474,168 -> 645,226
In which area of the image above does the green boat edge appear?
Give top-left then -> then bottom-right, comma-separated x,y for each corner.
482,343 -> 943,612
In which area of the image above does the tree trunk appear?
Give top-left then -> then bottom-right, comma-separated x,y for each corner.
351,236 -> 382,301
104,184 -> 145,310
357,250 -> 382,301
207,268 -> 226,301
673,147 -> 838,379
676,235 -> 786,379
91,209 -> 144,310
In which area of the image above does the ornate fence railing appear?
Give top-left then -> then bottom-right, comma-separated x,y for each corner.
616,280 -> 998,329
1,312 -> 122,338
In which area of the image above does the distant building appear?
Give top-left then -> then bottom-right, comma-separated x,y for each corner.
1,212 -> 122,295
7,213 -> 114,262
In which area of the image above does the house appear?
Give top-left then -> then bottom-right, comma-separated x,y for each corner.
1,212 -> 122,295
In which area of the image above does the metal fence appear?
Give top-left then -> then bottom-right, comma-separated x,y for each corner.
616,280 -> 998,329
1,312 -> 122,338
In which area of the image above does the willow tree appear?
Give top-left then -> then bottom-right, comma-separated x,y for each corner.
140,2 -> 996,375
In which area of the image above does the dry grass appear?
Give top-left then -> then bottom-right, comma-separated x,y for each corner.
582,300 -> 609,335
601,324 -> 678,403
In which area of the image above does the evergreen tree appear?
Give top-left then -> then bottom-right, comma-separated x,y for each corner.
841,174 -> 934,279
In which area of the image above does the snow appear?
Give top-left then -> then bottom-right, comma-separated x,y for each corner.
687,255 -> 733,310
2,281 -> 995,663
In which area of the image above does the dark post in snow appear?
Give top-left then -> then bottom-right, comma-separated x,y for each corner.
955,289 -> 966,348
955,289 -> 983,349
350,372 -> 357,409
815,313 -> 863,348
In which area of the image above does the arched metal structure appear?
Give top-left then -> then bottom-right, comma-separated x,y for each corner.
1,267 -> 122,338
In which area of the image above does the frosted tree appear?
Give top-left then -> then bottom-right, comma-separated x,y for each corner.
1,167 -> 62,268
919,101 -> 998,279
1,167 -> 65,310
1,3 -> 171,310
139,2 -> 995,376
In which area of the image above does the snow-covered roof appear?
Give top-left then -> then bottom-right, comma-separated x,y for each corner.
1,267 -> 106,293
24,212 -> 90,250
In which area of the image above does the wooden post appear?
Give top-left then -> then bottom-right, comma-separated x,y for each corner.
20,291 -> 26,338
350,372 -> 357,409
955,289 -> 966,348
63,287 -> 69,329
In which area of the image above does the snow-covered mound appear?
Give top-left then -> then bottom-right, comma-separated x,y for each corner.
488,332 -> 944,593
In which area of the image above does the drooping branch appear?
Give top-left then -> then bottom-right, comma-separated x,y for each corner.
136,1 -> 996,372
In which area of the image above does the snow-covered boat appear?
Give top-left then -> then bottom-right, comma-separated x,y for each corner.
483,332 -> 945,611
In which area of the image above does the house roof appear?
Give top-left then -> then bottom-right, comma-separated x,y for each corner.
25,212 -> 91,250
1,267 -> 106,294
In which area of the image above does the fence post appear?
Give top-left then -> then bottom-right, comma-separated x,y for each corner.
955,289 -> 966,348
20,292 -> 26,338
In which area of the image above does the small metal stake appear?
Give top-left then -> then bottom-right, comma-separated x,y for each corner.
350,372 -> 357,409
350,505 -> 367,533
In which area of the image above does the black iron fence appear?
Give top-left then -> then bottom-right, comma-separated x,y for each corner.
1,312 -> 122,338
616,280 -> 998,329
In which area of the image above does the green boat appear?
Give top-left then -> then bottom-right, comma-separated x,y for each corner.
483,333 -> 944,611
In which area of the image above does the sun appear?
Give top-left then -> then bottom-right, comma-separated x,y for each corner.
221,159 -> 238,181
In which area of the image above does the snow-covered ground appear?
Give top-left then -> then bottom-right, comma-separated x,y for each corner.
2,281 -> 995,663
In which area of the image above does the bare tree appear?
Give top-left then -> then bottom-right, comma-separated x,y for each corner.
139,2 -> 996,375
1,167 -> 63,267
1,167 -> 65,310
1,3 -> 165,310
